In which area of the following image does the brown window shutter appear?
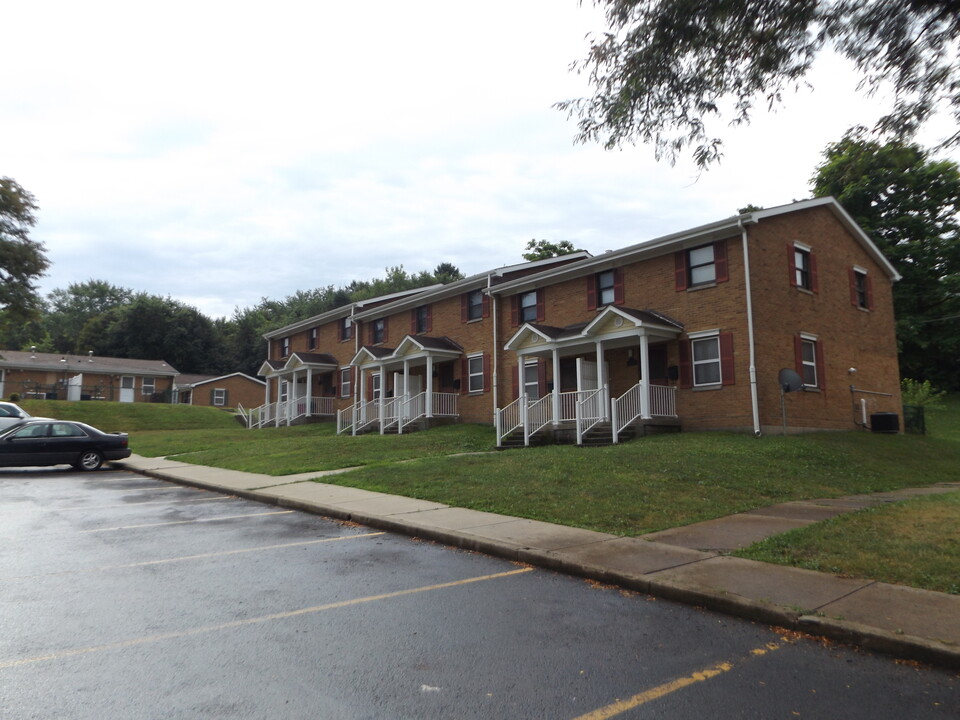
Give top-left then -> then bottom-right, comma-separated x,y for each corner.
719,332 -> 735,386
794,335 -> 803,375
816,340 -> 826,391
410,310 -> 417,335
613,268 -> 625,305
382,320 -> 388,344
536,289 -> 545,322
678,340 -> 692,388
483,352 -> 491,392
866,275 -> 875,309
586,275 -> 597,311
848,268 -> 858,306
426,305 -> 432,332
537,358 -> 547,396
461,294 -> 468,323
809,251 -> 819,293
510,295 -> 519,327
674,252 -> 688,291
512,367 -> 519,400
714,240 -> 729,283
337,321 -> 343,342
788,244 -> 797,287
482,294 -> 490,319
460,357 -> 468,395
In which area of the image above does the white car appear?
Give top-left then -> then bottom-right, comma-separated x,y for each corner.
0,402 -> 33,431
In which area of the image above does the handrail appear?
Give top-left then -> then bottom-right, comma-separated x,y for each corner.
575,386 -> 607,445
401,392 -> 426,432
526,392 -> 554,443
649,384 -> 677,418
337,403 -> 355,434
353,399 -> 380,435
496,395 -> 524,447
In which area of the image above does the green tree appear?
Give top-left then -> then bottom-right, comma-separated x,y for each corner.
558,1 -> 960,167
811,131 -> 960,389
522,239 -> 582,261
0,178 -> 50,332
45,280 -> 133,353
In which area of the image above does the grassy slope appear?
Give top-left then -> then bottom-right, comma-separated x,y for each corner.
735,396 -> 960,594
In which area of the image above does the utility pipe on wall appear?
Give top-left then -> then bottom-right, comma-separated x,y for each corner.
739,218 -> 762,436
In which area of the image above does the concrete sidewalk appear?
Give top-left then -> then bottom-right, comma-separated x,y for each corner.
115,455 -> 960,670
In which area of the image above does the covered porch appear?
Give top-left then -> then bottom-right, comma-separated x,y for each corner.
337,336 -> 463,435
497,307 -> 683,447
250,352 -> 339,428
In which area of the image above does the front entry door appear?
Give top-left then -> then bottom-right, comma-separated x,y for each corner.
119,376 -> 135,403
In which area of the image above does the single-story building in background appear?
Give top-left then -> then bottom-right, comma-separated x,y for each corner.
173,372 -> 265,410
0,349 -> 179,403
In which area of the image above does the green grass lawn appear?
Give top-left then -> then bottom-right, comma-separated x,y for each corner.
20,396 -> 960,593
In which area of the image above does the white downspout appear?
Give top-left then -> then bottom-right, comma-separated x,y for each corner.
740,218 -> 762,436
488,274 -> 498,424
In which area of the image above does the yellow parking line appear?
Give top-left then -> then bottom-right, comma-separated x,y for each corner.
57,496 -> 233,511
79,510 -> 294,532
0,567 -> 534,668
572,643 -> 783,720
2,532 -> 387,580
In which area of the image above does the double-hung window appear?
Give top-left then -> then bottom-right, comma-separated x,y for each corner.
597,270 -> 616,306
850,267 -> 873,310
213,388 -> 226,406
463,289 -> 486,322
691,336 -> 721,386
799,334 -> 819,388
790,242 -> 817,292
141,377 -> 156,396
519,291 -> 538,323
523,359 -> 541,400
688,245 -> 717,286
339,317 -> 353,341
371,319 -> 385,344
413,305 -> 430,334
308,328 -> 318,350
281,337 -> 291,356
467,353 -> 484,393
339,367 -> 352,398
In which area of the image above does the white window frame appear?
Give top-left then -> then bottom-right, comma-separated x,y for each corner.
467,290 -> 484,321
281,337 -> 291,356
800,333 -> 819,388
687,244 -> 716,286
597,270 -> 616,306
689,329 -> 721,387
340,367 -> 352,398
340,317 -> 353,341
519,291 -> 538,323
467,353 -> 484,393
371,372 -> 382,401
415,305 -> 429,334
523,359 -> 540,400
853,266 -> 869,309
794,242 -> 813,290
212,388 -> 226,406
372,319 -> 385,344
308,327 -> 318,350
141,377 -> 156,395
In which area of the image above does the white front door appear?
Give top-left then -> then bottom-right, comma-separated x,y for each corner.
120,376 -> 135,403
576,359 -> 598,392
393,372 -> 423,398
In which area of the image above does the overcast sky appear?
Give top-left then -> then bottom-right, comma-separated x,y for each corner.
6,1 -> 957,319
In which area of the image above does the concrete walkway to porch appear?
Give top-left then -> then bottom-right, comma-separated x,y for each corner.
115,454 -> 960,670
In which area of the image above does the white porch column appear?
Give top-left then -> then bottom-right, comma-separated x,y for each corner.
426,355 -> 434,417
306,367 -> 313,417
595,340 -> 608,420
401,359 -> 410,433
551,347 -> 561,425
639,334 -> 651,419
264,377 -> 271,406
377,363 -> 386,433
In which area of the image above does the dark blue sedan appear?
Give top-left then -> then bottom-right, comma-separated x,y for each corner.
0,420 -> 131,471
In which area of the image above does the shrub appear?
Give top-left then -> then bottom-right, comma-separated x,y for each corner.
900,378 -> 946,408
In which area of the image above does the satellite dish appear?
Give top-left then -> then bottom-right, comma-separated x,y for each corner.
778,368 -> 803,393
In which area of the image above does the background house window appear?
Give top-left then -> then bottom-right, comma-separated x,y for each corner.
692,337 -> 721,386
467,353 -> 484,393
339,367 -> 352,398
280,337 -> 291,356
467,291 -> 483,320
372,319 -> 385,344
523,359 -> 541,399
308,328 -> 318,350
141,377 -> 155,395
213,388 -> 226,406
519,291 -> 538,323
688,245 -> 716,286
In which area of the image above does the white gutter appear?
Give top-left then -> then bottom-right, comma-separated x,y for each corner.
740,218 -> 762,436
488,273 -> 498,421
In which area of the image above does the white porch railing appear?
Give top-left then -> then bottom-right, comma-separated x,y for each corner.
612,383 -> 677,443
381,397 -> 401,432
525,394 -> 554,445
353,399 -> 380,435
496,396 -> 525,446
649,384 -> 677,418
337,404 -> 355,434
249,396 -> 335,428
432,392 -> 459,417
575,387 -> 608,445
400,392 -> 426,432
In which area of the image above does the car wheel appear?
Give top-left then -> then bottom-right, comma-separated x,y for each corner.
76,450 -> 103,472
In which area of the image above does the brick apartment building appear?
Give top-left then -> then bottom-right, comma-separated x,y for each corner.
254,197 -> 902,444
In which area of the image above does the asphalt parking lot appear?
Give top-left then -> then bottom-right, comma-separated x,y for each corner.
2,468 -> 957,719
